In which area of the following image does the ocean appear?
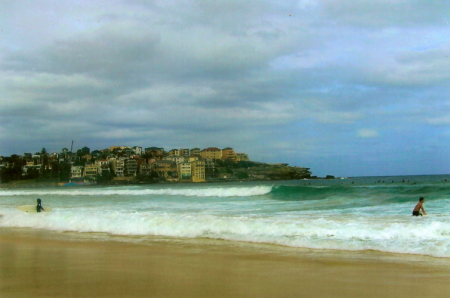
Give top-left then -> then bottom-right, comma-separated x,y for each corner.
1,174 -> 450,258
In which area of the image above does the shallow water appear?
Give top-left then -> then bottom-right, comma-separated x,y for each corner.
1,175 -> 450,258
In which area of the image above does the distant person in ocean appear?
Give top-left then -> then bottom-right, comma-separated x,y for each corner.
36,198 -> 45,213
412,197 -> 427,216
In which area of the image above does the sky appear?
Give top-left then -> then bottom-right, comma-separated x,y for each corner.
1,0 -> 449,177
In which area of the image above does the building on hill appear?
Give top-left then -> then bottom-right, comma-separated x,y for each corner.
132,146 -> 142,155
84,162 -> 100,179
236,153 -> 249,161
164,155 -> 186,164
125,158 -> 138,176
200,147 -> 222,160
168,149 -> 179,156
188,155 -> 199,162
152,160 -> 177,180
145,147 -> 165,158
95,159 -> 109,167
100,164 -> 110,176
222,147 -> 237,162
139,163 -> 152,175
190,148 -> 201,156
70,155 -> 80,164
71,165 -> 84,179
179,149 -> 190,157
110,158 -> 125,177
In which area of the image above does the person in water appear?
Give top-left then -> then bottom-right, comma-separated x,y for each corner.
36,198 -> 45,213
412,197 -> 427,216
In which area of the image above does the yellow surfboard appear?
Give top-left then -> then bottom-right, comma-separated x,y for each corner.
17,205 -> 52,213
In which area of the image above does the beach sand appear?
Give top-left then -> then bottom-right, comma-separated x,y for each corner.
1,228 -> 450,298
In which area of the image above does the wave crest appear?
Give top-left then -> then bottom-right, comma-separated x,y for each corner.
0,185 -> 273,197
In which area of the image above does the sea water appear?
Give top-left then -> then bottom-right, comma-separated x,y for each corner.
1,175 -> 450,258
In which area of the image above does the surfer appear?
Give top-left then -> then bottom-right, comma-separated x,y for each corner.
412,197 -> 426,216
36,198 -> 45,213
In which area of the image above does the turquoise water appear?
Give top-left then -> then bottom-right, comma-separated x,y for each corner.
1,175 -> 450,257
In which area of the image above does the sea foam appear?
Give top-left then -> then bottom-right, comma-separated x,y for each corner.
0,185 -> 273,197
2,207 -> 450,258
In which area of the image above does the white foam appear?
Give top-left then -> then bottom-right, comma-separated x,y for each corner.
2,180 -> 450,258
0,185 -> 273,197
2,207 -> 450,258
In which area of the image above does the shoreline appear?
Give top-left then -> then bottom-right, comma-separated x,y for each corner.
1,228 -> 450,297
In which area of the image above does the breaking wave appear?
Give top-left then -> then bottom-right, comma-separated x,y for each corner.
0,185 -> 273,198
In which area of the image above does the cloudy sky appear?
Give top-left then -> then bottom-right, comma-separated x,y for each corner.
1,0 -> 449,177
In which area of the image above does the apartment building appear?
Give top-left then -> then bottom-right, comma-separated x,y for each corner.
110,158 -> 125,177
132,146 -> 143,155
139,163 -> 152,175
145,147 -> 165,157
222,147 -> 237,162
152,160 -> 177,180
236,153 -> 250,161
179,149 -> 190,157
191,160 -> 206,182
164,155 -> 186,164
97,159 -> 110,175
71,166 -> 84,178
125,158 -> 138,176
168,149 -> 179,156
188,156 -> 199,162
100,164 -> 110,176
95,159 -> 109,167
200,147 -> 222,160
178,162 -> 192,180
190,148 -> 201,156
84,162 -> 100,178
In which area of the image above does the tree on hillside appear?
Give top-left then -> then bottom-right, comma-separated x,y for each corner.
59,162 -> 72,181
0,165 -> 22,182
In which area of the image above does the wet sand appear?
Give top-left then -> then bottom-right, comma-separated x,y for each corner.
1,228 -> 450,298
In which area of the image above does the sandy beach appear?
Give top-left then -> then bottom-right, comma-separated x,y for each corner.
1,228 -> 449,298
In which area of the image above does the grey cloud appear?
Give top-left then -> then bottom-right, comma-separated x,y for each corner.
1,0 -> 450,176
7,26 -> 160,79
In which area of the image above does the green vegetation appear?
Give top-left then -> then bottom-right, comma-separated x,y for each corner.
212,160 -> 311,181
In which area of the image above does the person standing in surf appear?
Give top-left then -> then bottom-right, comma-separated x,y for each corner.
412,197 -> 427,216
36,198 -> 45,213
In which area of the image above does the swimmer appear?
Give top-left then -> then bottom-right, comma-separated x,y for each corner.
36,198 -> 45,213
412,197 -> 427,216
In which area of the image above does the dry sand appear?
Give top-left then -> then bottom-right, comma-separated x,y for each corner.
1,228 -> 450,298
